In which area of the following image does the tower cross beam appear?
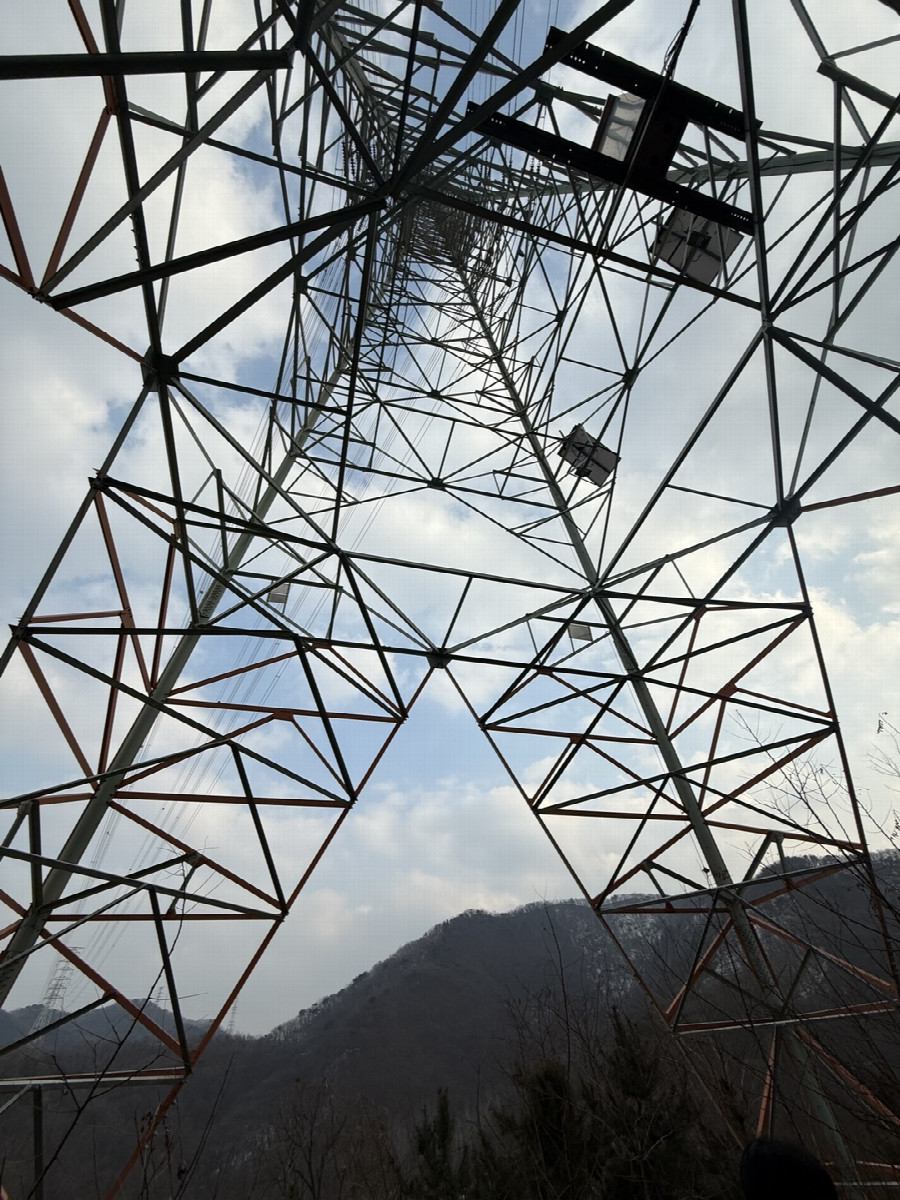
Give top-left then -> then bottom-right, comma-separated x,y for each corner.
0,50 -> 293,79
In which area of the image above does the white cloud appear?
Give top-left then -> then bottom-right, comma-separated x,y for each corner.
230,771 -> 583,1032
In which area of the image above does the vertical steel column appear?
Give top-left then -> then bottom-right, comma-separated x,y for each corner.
452,231 -> 855,1178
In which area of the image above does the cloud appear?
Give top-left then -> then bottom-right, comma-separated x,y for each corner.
230,772 -> 584,1032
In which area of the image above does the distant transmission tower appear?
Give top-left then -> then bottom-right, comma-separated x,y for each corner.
2,0 -> 899,1194
29,954 -> 79,1036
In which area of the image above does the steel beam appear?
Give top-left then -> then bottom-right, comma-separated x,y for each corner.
0,50 -> 292,79
474,109 -> 754,232
544,25 -> 756,139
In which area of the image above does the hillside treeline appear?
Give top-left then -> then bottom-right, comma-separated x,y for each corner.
231,1007 -> 743,1200
4,850 -> 900,1198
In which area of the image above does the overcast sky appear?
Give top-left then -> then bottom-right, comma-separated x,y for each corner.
2,0 -> 899,1035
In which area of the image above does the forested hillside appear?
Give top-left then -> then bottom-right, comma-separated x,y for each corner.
2,853 -> 900,1198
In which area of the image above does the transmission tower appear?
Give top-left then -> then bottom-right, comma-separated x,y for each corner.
1,0 -> 900,1194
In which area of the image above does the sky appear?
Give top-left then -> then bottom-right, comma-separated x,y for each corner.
1,0 -> 900,1037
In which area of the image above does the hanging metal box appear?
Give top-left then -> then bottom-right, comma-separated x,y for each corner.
592,93 -> 645,161
267,582 -> 291,608
559,425 -> 619,486
592,92 -> 686,177
654,208 -> 742,284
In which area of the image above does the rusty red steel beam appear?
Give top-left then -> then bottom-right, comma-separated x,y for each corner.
319,643 -> 406,711
546,674 -> 650,737
0,887 -> 184,1057
455,663 -> 649,813
695,697 -> 728,812
803,483 -> 900,511
703,728 -> 834,805
2,844 -> 275,919
609,866 -> 895,1003
552,812 -> 861,849
665,607 -> 703,732
356,715 -> 411,791
107,800 -> 283,910
539,736 -> 672,810
0,166 -> 35,289
109,789 -> 347,806
730,683 -> 832,718
104,1083 -> 186,1200
67,0 -> 102,54
169,697 -> 396,720
94,491 -> 152,691
579,733 -> 836,896
756,1030 -> 779,1138
88,488 -> 179,692
494,676 -> 830,729
97,630 -> 128,775
701,823 -> 860,849
528,666 -> 621,705
607,901 -> 834,915
29,609 -> 124,622
185,809 -> 355,1070
489,693 -> 652,746
290,717 -> 350,790
647,609 -> 801,679
736,862 -> 858,907
168,648 -> 298,695
73,718 -> 349,797
664,918 -> 733,1026
65,0 -> 117,111
54,303 -> 143,360
151,540 -> 178,688
533,743 -> 632,808
115,483 -> 180,526
597,847 -> 859,914
796,1024 -> 900,1130
112,726 -> 346,799
544,725 -> 835,816
6,790 -> 346,806
0,262 -> 146,355
17,642 -> 95,779
675,998 -> 900,1034
669,616 -> 810,739
5,681 -> 348,805
43,912 -> 265,921
42,109 -> 112,284
748,912 -> 898,996
482,724 -> 650,742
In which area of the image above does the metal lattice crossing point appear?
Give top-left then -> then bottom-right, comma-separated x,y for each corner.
1,0 -> 900,1194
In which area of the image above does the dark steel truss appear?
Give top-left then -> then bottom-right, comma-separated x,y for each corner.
1,0 -> 900,1194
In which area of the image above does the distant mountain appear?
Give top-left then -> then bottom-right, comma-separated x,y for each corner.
2,852 -> 899,1199
0,899 -> 628,1199
0,997 -> 211,1055
257,898 -> 635,1112
1,900 -> 621,1107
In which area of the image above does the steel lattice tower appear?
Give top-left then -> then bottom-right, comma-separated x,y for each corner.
2,0 -> 900,1194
